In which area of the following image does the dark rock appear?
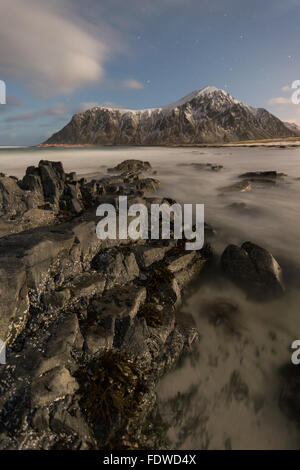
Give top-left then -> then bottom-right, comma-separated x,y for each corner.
38,160 -> 65,206
238,171 -> 281,180
221,180 -> 251,193
221,241 -> 285,299
0,158 -> 211,450
31,366 -> 78,407
108,160 -> 152,173
0,176 -> 28,216
279,364 -> 300,427
179,162 -> 223,171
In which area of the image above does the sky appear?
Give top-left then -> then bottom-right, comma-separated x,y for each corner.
0,0 -> 300,145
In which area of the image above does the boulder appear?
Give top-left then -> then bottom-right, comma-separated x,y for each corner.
0,176 -> 28,216
221,241 -> 285,299
38,160 -> 65,206
108,159 -> 151,173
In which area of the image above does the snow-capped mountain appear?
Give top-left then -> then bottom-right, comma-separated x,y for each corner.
44,86 -> 296,145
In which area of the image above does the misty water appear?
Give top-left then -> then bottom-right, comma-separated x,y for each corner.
1,145 -> 300,449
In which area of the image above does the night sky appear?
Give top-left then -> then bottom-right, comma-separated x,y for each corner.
0,0 -> 300,145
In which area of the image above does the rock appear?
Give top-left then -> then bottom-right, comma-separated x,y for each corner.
91,249 -> 139,289
238,171 -> 282,180
279,364 -> 300,427
31,366 -> 79,407
175,311 -> 199,347
49,395 -> 92,439
166,252 -> 196,273
0,158 -> 213,450
179,162 -> 223,171
60,182 -> 84,214
65,272 -> 106,299
38,160 -> 65,206
21,208 -> 57,228
45,314 -> 83,360
0,257 -> 29,343
134,245 -> 168,269
85,325 -> 111,356
221,180 -> 251,192
0,176 -> 28,216
108,160 -> 151,173
19,173 -> 45,206
42,289 -> 71,310
221,241 -> 285,299
87,286 -> 147,350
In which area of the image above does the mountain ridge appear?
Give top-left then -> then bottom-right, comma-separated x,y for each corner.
44,86 -> 296,145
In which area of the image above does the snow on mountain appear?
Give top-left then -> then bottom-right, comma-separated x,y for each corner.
44,86 -> 297,145
283,121 -> 300,136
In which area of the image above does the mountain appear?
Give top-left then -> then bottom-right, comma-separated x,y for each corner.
283,121 -> 300,136
44,86 -> 296,145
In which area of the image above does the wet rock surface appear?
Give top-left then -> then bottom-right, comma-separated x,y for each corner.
0,157 -> 294,450
0,159 -> 212,450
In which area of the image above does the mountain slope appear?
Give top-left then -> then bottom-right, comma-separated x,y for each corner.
284,121 -> 300,136
44,86 -> 296,145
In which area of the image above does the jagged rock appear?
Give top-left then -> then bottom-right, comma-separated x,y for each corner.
166,252 -> 196,273
134,245 -> 168,269
85,325 -> 111,356
0,209 -> 115,342
60,182 -> 83,214
65,272 -> 106,299
31,366 -> 79,407
91,249 -> 139,289
38,160 -> 65,206
0,176 -> 28,216
44,314 -> 83,361
108,160 -> 151,173
87,286 -> 147,350
221,241 -> 285,299
0,158 -> 212,450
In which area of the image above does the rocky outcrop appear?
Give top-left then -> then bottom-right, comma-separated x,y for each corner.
0,159 -> 212,450
44,86 -> 296,146
221,241 -> 285,300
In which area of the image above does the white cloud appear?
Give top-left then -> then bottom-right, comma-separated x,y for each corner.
268,97 -> 292,104
0,0 -> 109,97
122,79 -> 144,90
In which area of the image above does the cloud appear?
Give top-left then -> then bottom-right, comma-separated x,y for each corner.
5,104 -> 67,122
268,97 -> 292,104
122,79 -> 144,90
0,0 -> 110,97
0,94 -> 22,112
282,85 -> 291,92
